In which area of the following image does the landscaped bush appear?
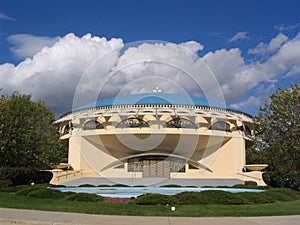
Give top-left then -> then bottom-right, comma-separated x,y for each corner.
14,185 -> 105,202
27,188 -> 65,200
112,184 -> 130,187
232,183 -> 265,189
131,193 -> 176,205
0,184 -> 29,193
265,188 -> 300,201
130,189 -> 299,205
200,190 -> 246,205
235,192 -> 275,204
78,184 -> 96,187
175,191 -> 247,205
49,184 -> 66,188
15,186 -> 44,196
244,181 -> 258,186
160,184 -> 183,188
174,191 -> 207,205
265,190 -> 293,202
131,191 -> 249,205
64,193 -> 105,202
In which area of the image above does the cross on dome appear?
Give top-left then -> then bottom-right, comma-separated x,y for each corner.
153,86 -> 162,94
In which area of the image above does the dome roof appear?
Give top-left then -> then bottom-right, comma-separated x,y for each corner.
73,93 -> 239,112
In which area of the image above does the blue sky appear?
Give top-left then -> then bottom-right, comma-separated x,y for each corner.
0,0 -> 299,116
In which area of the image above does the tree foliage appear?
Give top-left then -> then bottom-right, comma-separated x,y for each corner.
0,93 -> 67,170
248,84 -> 300,188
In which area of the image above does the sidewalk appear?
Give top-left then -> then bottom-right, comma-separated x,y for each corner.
0,207 -> 299,225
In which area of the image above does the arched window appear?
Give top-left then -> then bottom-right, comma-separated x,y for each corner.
165,118 -> 197,129
116,118 -> 149,128
83,120 -> 104,130
210,121 -> 230,132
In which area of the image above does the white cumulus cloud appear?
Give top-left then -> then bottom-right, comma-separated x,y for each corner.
0,32 -> 299,116
0,33 -> 123,115
204,33 -> 300,111
8,34 -> 60,59
248,33 -> 288,55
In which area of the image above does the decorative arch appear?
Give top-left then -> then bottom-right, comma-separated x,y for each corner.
210,121 -> 230,132
165,117 -> 197,129
83,120 -> 104,130
116,117 -> 149,128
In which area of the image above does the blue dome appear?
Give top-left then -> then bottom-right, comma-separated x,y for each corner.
73,93 -> 239,112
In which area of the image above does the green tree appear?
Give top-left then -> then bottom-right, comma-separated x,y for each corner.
249,84 -> 300,188
0,93 -> 67,170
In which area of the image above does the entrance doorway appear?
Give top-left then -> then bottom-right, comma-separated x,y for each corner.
128,156 -> 186,178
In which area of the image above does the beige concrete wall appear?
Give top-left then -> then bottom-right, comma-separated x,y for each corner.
54,106 -> 266,186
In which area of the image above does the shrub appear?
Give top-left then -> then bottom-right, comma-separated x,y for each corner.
265,188 -> 300,201
64,193 -> 105,202
27,188 -> 65,200
112,184 -> 130,187
263,171 -> 300,190
175,192 -> 208,205
244,181 -> 258,186
132,191 -> 248,205
265,190 -> 293,202
78,184 -> 96,187
0,185 -> 29,193
235,192 -> 275,204
49,184 -> 66,188
0,180 -> 13,188
132,193 -> 176,205
202,190 -> 247,205
232,184 -> 264,189
160,184 -> 183,188
0,167 -> 52,185
15,186 -> 43,196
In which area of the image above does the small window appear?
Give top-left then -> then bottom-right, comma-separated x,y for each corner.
245,126 -> 252,136
210,121 -> 230,132
116,118 -> 149,128
63,124 -> 70,135
83,120 -> 104,130
165,118 -> 197,129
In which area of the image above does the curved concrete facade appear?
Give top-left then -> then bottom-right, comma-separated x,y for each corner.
51,93 -> 267,186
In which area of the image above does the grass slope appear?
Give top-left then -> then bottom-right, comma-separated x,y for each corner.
0,191 -> 300,217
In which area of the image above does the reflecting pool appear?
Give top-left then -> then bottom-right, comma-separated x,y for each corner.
52,186 -> 264,198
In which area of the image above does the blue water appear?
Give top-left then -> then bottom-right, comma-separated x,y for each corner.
52,187 -> 264,198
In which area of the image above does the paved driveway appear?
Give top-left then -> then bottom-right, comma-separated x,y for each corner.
0,207 -> 299,225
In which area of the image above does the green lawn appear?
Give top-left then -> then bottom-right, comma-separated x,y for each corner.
0,191 -> 299,217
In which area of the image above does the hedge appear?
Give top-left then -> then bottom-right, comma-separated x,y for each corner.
263,171 -> 300,190
130,188 -> 300,205
64,193 -> 105,202
0,167 -> 52,185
